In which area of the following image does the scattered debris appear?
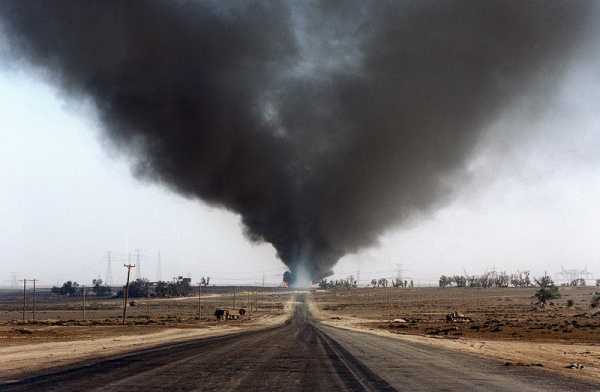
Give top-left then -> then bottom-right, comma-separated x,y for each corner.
446,312 -> 472,323
389,318 -> 409,329
566,363 -> 585,369
504,362 -> 544,367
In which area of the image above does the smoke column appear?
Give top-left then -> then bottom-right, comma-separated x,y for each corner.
0,1 -> 593,283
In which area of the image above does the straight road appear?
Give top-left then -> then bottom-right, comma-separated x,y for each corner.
2,297 -> 598,392
321,325 -> 599,391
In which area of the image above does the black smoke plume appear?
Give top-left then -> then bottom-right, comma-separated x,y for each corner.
0,1 -> 593,283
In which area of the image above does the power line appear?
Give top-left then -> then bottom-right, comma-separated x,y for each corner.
82,284 -> 87,320
18,279 -> 27,321
31,279 -> 38,321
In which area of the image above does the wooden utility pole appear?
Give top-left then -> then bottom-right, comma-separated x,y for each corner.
232,286 -> 236,309
82,285 -> 86,321
387,285 -> 393,322
20,279 -> 27,321
122,264 -> 135,325
31,279 -> 38,321
197,283 -> 202,319
261,274 -> 265,311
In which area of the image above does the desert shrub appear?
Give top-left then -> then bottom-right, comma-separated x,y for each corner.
591,292 -> 600,309
566,299 -> 574,307
533,275 -> 560,308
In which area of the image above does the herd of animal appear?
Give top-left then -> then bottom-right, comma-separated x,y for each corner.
214,308 -> 247,320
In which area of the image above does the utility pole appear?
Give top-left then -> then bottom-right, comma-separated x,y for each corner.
384,284 -> 388,321
82,285 -> 86,321
261,273 -> 265,311
232,286 -> 236,309
122,264 -> 135,325
31,279 -> 38,321
198,283 -> 202,320
388,285 -> 393,322
20,279 -> 27,321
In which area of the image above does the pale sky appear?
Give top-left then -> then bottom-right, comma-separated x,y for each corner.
1,41 -> 599,288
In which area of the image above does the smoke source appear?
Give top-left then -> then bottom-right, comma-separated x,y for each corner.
0,1 -> 593,283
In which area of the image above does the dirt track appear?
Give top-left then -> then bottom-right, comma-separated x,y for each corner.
2,296 -> 599,392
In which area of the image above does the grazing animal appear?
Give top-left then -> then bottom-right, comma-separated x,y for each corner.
214,308 -> 229,320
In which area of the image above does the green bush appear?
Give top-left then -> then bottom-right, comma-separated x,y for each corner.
591,292 -> 600,309
533,276 -> 560,308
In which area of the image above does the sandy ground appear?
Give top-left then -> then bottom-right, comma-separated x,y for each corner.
0,288 -> 291,322
309,297 -> 600,384
6,298 -> 596,392
0,310 -> 291,382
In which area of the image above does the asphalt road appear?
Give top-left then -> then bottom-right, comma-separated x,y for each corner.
2,298 -> 599,392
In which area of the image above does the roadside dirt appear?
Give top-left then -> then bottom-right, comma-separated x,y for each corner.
0,308 -> 292,381
313,287 -> 600,342
6,298 -> 596,392
310,288 -> 600,384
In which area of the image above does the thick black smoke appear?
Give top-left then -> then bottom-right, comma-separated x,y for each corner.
0,1 -> 593,282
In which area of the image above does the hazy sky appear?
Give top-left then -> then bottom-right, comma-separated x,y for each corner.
1,8 -> 600,288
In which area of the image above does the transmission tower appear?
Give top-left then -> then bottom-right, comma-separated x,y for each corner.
557,266 -> 592,285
